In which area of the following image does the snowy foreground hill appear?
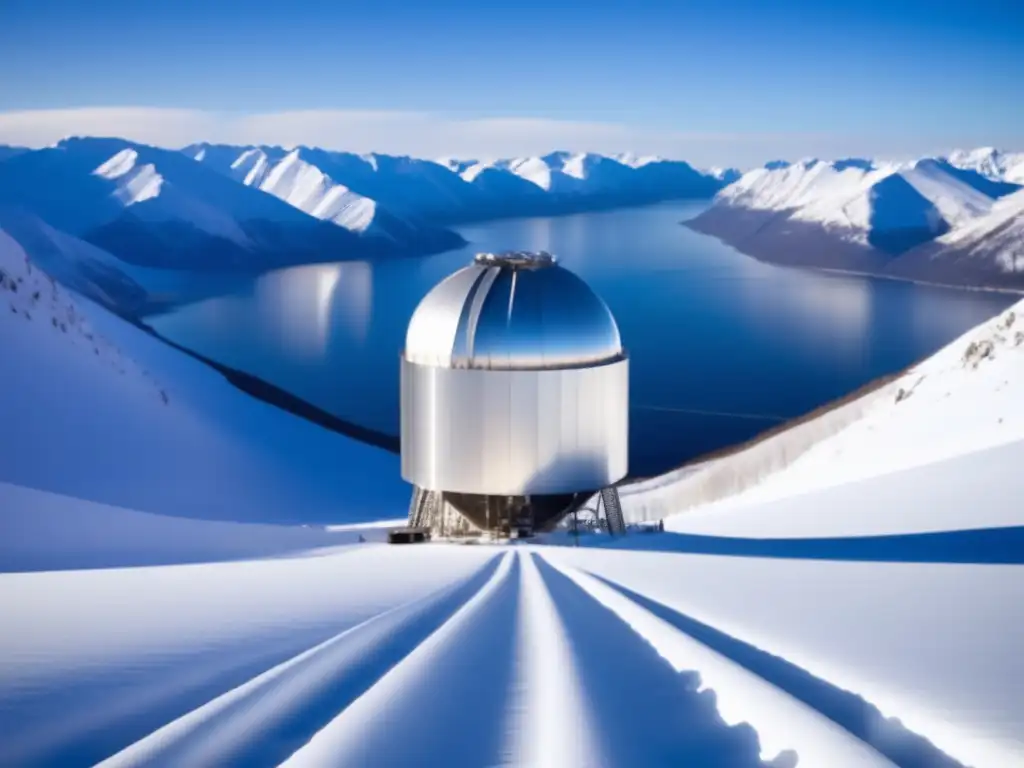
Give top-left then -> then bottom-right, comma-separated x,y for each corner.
0,221 -> 409,536
1,225 -> 1022,765
621,299 -> 1024,527
688,151 -> 1024,289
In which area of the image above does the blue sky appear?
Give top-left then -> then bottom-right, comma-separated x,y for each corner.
1,0 -> 1021,164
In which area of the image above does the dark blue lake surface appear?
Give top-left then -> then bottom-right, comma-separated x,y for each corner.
146,202 -> 1015,478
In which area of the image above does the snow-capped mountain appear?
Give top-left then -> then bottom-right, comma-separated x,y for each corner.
436,157 -> 479,175
1,137 -> 726,273
452,151 -> 724,218
688,152 -> 1024,288
947,147 -> 1024,185
888,188 -> 1024,286
12,135 -> 1023,289
705,166 -> 743,184
183,145 -> 465,253
0,137 -> 388,271
458,158 -> 551,207
188,144 -> 727,224
186,143 -> 481,221
717,157 -> 1003,235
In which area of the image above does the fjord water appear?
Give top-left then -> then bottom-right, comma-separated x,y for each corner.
147,202 -> 1015,478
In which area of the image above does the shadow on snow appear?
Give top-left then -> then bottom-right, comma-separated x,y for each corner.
595,575 -> 966,768
593,526 -> 1024,564
533,555 -> 776,767
0,555 -> 504,768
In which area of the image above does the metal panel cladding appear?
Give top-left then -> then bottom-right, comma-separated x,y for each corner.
401,356 -> 628,495
401,251 -> 630,496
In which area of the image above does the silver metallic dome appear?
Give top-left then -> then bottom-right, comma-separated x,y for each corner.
405,251 -> 623,370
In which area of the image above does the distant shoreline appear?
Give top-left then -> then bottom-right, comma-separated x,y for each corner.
682,210 -> 1024,296
805,264 -> 1024,296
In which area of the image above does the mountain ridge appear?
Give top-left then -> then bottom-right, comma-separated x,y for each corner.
687,152 -> 1024,290
3,137 -> 1022,290
182,144 -> 466,253
185,142 -> 728,223
0,137 -> 393,271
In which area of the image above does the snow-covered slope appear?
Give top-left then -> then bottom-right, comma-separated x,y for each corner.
0,222 -> 408,526
0,481 -> 400,572
3,219 -> 1022,766
492,151 -> 720,199
715,157 -> 1005,242
947,147 -> 1024,185
889,189 -> 1024,285
436,156 -> 479,175
505,154 -> 587,193
688,154 -> 1024,287
487,151 -> 635,194
622,298 -> 1024,523
0,224 -> 152,390
760,298 -> 1024,491
185,145 -> 465,252
0,138 -> 387,270
187,143 -> 480,221
2,541 -> 1019,767
0,208 -> 152,315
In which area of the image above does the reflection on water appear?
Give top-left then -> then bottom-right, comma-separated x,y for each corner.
147,202 -> 1016,477
731,268 -> 874,364
261,262 -> 373,356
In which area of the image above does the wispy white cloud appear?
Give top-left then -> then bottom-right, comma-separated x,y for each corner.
0,107 -> 699,157
0,106 -> 1005,168
0,107 -> 222,148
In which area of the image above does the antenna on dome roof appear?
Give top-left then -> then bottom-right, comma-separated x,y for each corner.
474,250 -> 557,269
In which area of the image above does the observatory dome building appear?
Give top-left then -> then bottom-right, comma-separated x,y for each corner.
401,251 -> 628,537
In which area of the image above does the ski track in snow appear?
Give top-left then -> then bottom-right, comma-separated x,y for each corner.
3,545 -> 1003,768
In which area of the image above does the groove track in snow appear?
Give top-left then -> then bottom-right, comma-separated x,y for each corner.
531,555 -> 778,767
281,552 -> 520,766
5,547 -> 1007,767
538,557 -> 894,767
591,575 -> 966,768
506,552 -> 602,768
0,544 -> 497,767
98,554 -> 506,768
